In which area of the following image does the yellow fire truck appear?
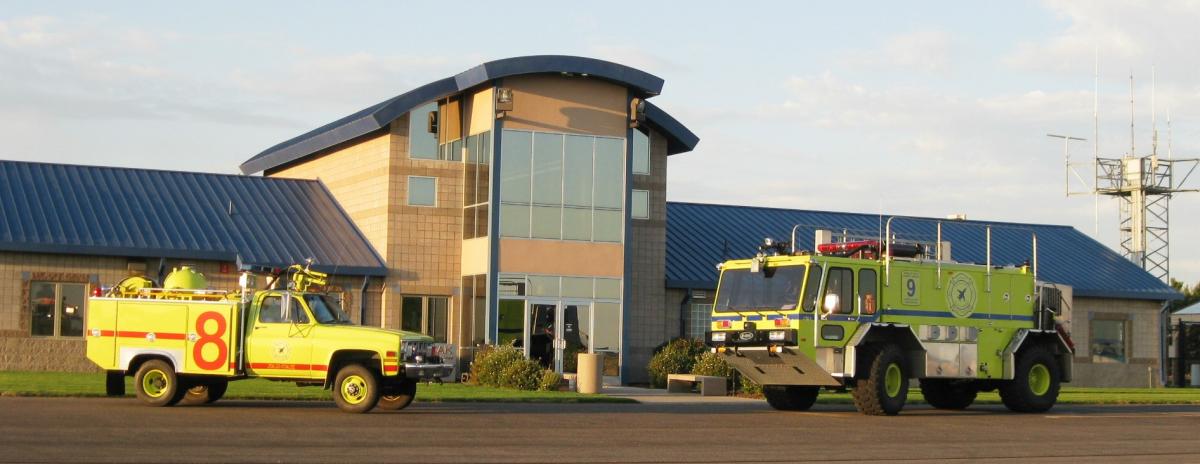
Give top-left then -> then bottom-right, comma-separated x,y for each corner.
706,218 -> 1073,415
85,264 -> 452,413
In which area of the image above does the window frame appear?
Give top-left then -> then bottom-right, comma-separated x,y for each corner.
1090,315 -> 1129,364
631,189 -> 650,220
407,175 -> 438,207
29,281 -> 88,338
408,101 -> 440,160
632,128 -> 650,175
399,295 -> 450,343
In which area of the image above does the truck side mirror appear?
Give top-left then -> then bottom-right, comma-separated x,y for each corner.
823,294 -> 840,315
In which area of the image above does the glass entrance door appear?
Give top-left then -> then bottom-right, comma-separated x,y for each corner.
524,300 -> 593,374
527,302 -> 557,370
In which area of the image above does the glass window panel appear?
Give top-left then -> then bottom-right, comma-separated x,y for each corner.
563,135 -> 594,207
593,137 -> 625,209
562,206 -> 591,241
427,297 -> 448,343
594,278 -> 621,299
532,133 -> 563,205
476,204 -> 489,238
1092,319 -> 1126,363
409,102 -> 438,160
402,297 -> 423,333
462,205 -> 477,239
631,189 -> 649,219
500,203 -> 530,238
407,176 -> 436,207
562,303 -> 591,374
632,129 -> 650,174
593,302 -> 621,376
59,284 -> 85,337
479,130 -> 491,165
498,274 -> 527,297
478,134 -> 491,203
29,282 -> 56,336
561,277 -> 593,298
527,276 -> 559,297
464,154 -> 478,205
500,130 -> 532,204
859,269 -> 878,315
498,299 -> 524,347
593,209 -> 623,243
531,205 -> 561,239
451,138 -> 464,161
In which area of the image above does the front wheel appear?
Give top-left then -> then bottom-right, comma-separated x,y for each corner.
134,360 -> 185,407
763,385 -> 819,411
1000,345 -> 1061,413
333,364 -> 381,413
852,345 -> 909,416
377,379 -> 418,411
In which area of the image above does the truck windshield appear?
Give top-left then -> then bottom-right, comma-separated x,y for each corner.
305,294 -> 352,324
714,265 -> 806,313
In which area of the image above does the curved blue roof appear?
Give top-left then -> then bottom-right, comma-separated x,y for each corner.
0,160 -> 387,276
666,201 -> 1181,302
240,55 -> 698,174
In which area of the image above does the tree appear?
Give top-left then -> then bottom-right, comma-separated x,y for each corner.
1169,279 -> 1200,311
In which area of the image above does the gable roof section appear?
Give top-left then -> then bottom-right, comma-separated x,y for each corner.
240,55 -> 698,174
666,201 -> 1181,301
0,160 -> 387,276
1174,301 -> 1200,315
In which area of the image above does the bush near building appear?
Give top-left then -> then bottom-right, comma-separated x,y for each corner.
470,344 -> 560,392
647,338 -> 709,388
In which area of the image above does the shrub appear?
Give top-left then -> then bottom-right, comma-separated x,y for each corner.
538,369 -> 562,392
691,351 -> 733,378
739,376 -> 763,396
499,358 -> 543,391
647,338 -> 708,388
470,344 -> 526,388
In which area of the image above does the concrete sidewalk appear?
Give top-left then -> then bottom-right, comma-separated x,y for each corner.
599,385 -> 761,403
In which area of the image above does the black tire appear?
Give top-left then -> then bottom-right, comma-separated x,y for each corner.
1000,344 -> 1061,413
852,345 -> 909,416
919,379 -> 977,410
105,371 -> 126,397
377,379 -> 418,411
762,385 -> 820,411
332,364 -> 381,413
182,378 -> 229,405
134,359 -> 185,407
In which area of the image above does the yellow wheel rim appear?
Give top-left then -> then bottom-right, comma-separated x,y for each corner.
885,363 -> 902,397
1029,363 -> 1051,396
341,375 -> 368,405
142,369 -> 168,398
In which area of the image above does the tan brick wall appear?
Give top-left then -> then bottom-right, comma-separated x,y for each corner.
1069,296 -> 1164,387
625,129 -> 670,383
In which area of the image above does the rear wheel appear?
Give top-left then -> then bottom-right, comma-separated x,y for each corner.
852,345 -> 908,416
1000,344 -> 1060,413
377,379 -> 418,411
763,385 -> 819,411
332,364 -> 381,413
105,371 -> 126,397
134,360 -> 185,407
919,379 -> 977,410
182,378 -> 229,405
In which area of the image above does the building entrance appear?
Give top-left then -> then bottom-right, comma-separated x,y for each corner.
525,299 -> 590,375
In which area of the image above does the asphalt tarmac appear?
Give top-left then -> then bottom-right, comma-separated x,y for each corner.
2,397 -> 1198,463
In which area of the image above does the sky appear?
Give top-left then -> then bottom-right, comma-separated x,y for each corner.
2,1 -> 1199,285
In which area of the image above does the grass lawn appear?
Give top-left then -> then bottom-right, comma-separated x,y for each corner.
0,371 -> 634,404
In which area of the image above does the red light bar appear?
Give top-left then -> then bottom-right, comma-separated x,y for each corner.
817,240 -> 880,257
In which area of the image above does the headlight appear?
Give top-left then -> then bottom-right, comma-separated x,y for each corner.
768,331 -> 786,341
711,332 -> 727,342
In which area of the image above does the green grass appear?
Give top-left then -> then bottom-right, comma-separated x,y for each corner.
0,371 -> 634,404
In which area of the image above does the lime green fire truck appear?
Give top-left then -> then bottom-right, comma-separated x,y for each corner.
86,263 -> 452,413
706,218 -> 1073,415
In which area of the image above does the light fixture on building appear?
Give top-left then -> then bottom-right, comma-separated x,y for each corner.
629,98 -> 645,128
495,87 -> 514,118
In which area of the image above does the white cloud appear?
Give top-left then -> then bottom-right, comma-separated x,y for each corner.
842,30 -> 955,75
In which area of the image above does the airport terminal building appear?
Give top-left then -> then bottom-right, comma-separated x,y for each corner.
0,56 -> 1180,386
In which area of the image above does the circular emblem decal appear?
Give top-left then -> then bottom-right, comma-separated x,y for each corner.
273,341 -> 291,361
945,273 -> 978,318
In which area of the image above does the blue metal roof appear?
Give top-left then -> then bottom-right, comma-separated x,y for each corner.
0,160 -> 387,276
240,55 -> 699,174
666,202 -> 1181,301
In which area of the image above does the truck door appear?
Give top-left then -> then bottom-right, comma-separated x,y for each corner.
245,292 -> 315,378
816,266 -> 856,347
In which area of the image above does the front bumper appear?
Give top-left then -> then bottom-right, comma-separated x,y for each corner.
403,362 -> 454,380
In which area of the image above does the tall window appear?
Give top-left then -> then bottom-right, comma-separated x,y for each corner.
632,129 -> 650,175
30,282 -> 86,337
499,129 -> 625,243
409,102 -> 439,160
631,190 -> 649,220
464,131 -> 492,239
686,303 -> 713,340
400,296 -> 449,343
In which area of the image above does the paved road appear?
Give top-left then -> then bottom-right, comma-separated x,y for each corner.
2,397 -> 1199,463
